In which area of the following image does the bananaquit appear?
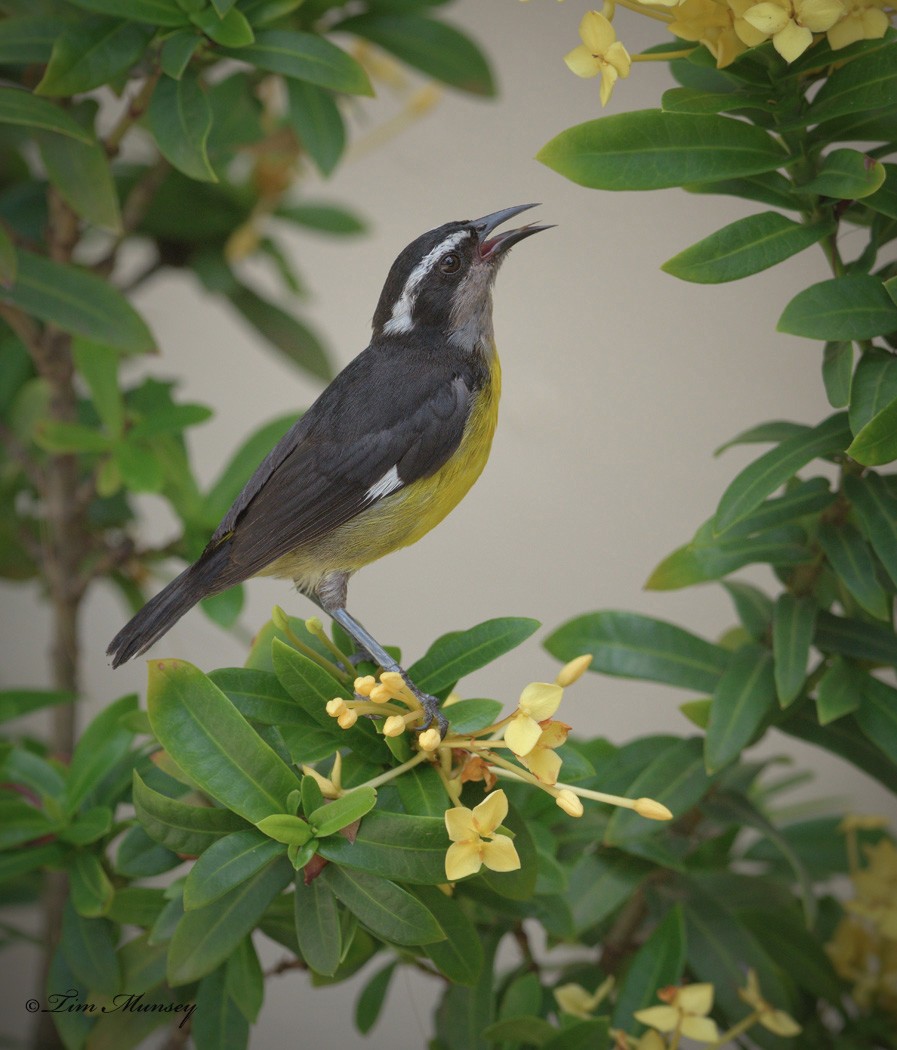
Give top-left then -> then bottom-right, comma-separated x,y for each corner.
107,204 -> 549,732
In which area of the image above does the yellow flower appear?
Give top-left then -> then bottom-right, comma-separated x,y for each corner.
564,11 -> 631,107
554,976 -> 613,1019
505,682 -> 563,757
827,0 -> 891,48
850,839 -> 897,938
519,720 -> 570,785
738,969 -> 802,1037
301,754 -> 342,799
670,0 -> 748,68
634,983 -> 720,1044
444,789 -> 521,880
738,0 -> 846,61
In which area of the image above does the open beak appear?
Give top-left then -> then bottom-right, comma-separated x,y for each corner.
472,203 -> 553,260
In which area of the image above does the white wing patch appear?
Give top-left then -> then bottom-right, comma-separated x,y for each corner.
383,229 -> 471,336
366,464 -> 403,502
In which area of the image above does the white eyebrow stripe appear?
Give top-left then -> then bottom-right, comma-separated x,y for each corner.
365,465 -> 402,502
383,229 -> 471,335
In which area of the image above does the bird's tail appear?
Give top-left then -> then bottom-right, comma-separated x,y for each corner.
107,546 -> 230,668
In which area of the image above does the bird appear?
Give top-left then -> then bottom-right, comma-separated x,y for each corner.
107,204 -> 550,734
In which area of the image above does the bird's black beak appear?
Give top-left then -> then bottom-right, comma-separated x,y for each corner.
472,203 -> 553,260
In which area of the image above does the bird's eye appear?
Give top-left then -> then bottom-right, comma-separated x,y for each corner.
440,252 -> 461,274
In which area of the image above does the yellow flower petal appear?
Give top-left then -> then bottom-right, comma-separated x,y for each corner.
471,789 -> 508,835
564,44 -> 601,78
445,840 -> 483,880
599,64 -> 619,107
522,745 -> 562,785
773,18 -> 813,59
680,1015 -> 720,1043
579,10 -> 617,52
519,682 -> 564,721
445,806 -> 475,842
505,711 -> 544,756
482,833 -> 521,872
606,40 -> 632,77
759,1009 -> 802,1036
633,1005 -> 679,1032
744,1 -> 791,33
554,983 -> 595,1019
677,983 -> 714,1016
798,0 -> 845,30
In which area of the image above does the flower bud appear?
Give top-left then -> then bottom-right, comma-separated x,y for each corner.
634,797 -> 673,821
555,653 -> 593,687
337,708 -> 358,729
555,789 -> 584,818
326,698 -> 346,718
382,715 -> 406,737
370,684 -> 393,704
353,675 -> 376,697
418,728 -> 441,752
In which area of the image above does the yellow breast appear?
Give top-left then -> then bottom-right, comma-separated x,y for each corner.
269,350 -> 501,589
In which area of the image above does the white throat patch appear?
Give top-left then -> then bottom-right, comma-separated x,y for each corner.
383,229 -> 471,336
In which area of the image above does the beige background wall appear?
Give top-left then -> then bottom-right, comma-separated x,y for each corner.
4,1 -> 894,1045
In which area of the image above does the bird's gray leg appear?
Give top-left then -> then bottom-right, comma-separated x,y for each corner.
300,583 -> 375,669
315,572 -> 448,737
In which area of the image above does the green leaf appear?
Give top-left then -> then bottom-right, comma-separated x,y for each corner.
168,856 -> 292,984
160,29 -> 200,79
724,580 -> 774,640
808,41 -> 897,125
437,698 -> 502,734
355,960 -> 396,1035
685,171 -> 799,211
713,413 -> 851,533
294,876 -> 341,976
208,666 -> 317,727
847,395 -> 897,466
0,86 -> 93,142
200,585 -> 244,628
115,824 -> 181,877
815,656 -> 862,724
849,348 -> 897,435
714,419 -> 809,456
321,865 -> 444,946
193,965 -> 250,1050
482,1018 -> 556,1047
1,250 -> 155,353
662,211 -> 832,284
818,521 -> 890,619
855,673 -> 897,765
66,693 -> 138,810
61,902 -> 121,995
612,905 -> 686,1031
184,828 -> 285,909
802,147 -> 886,199
226,29 -> 373,95
779,275 -> 897,340
271,638 -> 348,729
567,852 -> 652,936
113,440 -> 165,492
544,1020 -> 610,1050
395,763 -> 449,816
706,645 -> 776,772
537,110 -> 788,191
255,813 -> 314,846
36,124 -> 122,234
35,17 -> 153,96
146,71 -> 217,183
309,786 -> 377,836
66,0 -> 189,26
411,885 -> 483,985
845,472 -> 897,589
815,609 -> 897,664
407,616 -> 541,696
69,850 -> 115,917
284,80 -> 346,177
190,5 -> 254,47
72,339 -> 124,435
772,594 -> 817,706
146,658 -> 299,824
0,15 -> 63,64
277,202 -> 366,235
606,736 -> 711,842
0,225 -> 15,287
33,420 -> 111,454
865,163 -> 897,220
337,13 -> 494,96
545,610 -> 728,693
661,86 -> 773,115
133,770 -> 248,854
739,907 -> 842,1002
316,809 -> 449,884
228,284 -> 332,381
823,341 -> 853,408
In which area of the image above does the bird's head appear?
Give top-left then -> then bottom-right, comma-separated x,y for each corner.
372,204 -> 550,351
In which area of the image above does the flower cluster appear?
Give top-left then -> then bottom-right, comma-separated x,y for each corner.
827,817 -> 897,1018
545,0 -> 893,106
324,651 -> 673,881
